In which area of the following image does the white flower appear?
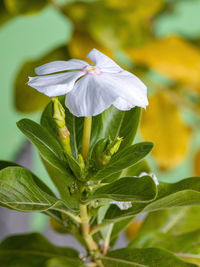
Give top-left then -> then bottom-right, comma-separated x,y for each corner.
28,49 -> 148,117
110,200 -> 132,210
139,172 -> 159,186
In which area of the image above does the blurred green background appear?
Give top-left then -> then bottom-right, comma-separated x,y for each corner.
1,0 -> 200,231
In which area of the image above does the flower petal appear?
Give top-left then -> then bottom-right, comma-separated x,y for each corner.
65,75 -> 118,117
87,48 -> 122,73
113,97 -> 135,110
28,71 -> 84,97
35,59 -> 88,75
100,70 -> 148,108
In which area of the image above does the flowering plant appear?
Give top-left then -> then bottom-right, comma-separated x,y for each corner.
0,50 -> 200,267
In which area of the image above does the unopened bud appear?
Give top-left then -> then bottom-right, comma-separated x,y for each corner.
107,137 -> 123,156
78,154 -> 85,170
52,97 -> 65,128
52,98 -> 72,155
98,137 -> 123,165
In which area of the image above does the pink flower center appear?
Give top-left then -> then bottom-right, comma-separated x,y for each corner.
82,65 -> 102,75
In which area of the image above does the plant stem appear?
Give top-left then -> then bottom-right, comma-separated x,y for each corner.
80,204 -> 97,251
79,204 -> 104,267
82,117 -> 92,159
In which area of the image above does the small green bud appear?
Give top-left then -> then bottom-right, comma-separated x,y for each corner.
107,137 -> 123,156
52,98 -> 72,155
52,97 -> 66,128
78,154 -> 85,170
98,137 -> 123,165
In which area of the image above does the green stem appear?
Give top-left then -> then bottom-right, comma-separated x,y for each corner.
80,204 -> 97,251
82,116 -> 92,159
79,204 -> 104,267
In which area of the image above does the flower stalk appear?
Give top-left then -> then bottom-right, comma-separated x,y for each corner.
82,116 -> 92,159
80,204 -> 104,267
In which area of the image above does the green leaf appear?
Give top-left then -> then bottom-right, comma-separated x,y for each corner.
0,161 -> 55,196
129,230 -> 200,266
17,119 -> 71,174
102,248 -> 197,267
92,142 -> 153,180
102,103 -> 141,152
46,257 -> 85,267
0,160 -> 18,170
41,159 -> 79,210
65,152 -> 84,181
5,0 -> 47,15
0,167 -> 78,222
105,177 -> 200,222
0,233 -> 83,267
15,46 -> 70,113
41,97 -> 104,159
129,230 -> 200,254
134,207 -> 200,237
87,176 -> 157,202
122,160 -> 151,177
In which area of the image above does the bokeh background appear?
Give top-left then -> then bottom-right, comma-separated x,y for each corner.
1,0 -> 200,248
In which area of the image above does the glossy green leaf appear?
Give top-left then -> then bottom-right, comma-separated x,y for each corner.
0,167 -> 78,223
92,142 -> 153,180
5,0 -> 47,15
105,177 -> 200,222
17,119 -> 70,174
102,106 -> 141,151
102,248 -> 197,267
0,160 -> 18,170
122,160 -> 151,177
129,229 -> 200,254
0,162 -> 56,197
41,159 -> 79,210
129,230 -> 200,266
135,207 -> 200,237
15,46 -> 70,113
65,152 -> 84,181
87,176 -> 157,202
0,233 -> 82,267
46,257 -> 85,267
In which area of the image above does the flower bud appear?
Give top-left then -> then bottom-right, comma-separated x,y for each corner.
98,137 -> 123,165
78,154 -> 85,171
52,97 -> 65,128
52,98 -> 72,155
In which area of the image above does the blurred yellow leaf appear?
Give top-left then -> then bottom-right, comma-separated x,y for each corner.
64,0 -> 164,49
15,46 -> 70,113
0,1 -> 13,26
68,30 -> 113,61
141,91 -> 192,170
126,220 -> 142,241
194,150 -> 200,176
5,0 -> 47,15
106,0 -> 164,18
127,36 -> 200,89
